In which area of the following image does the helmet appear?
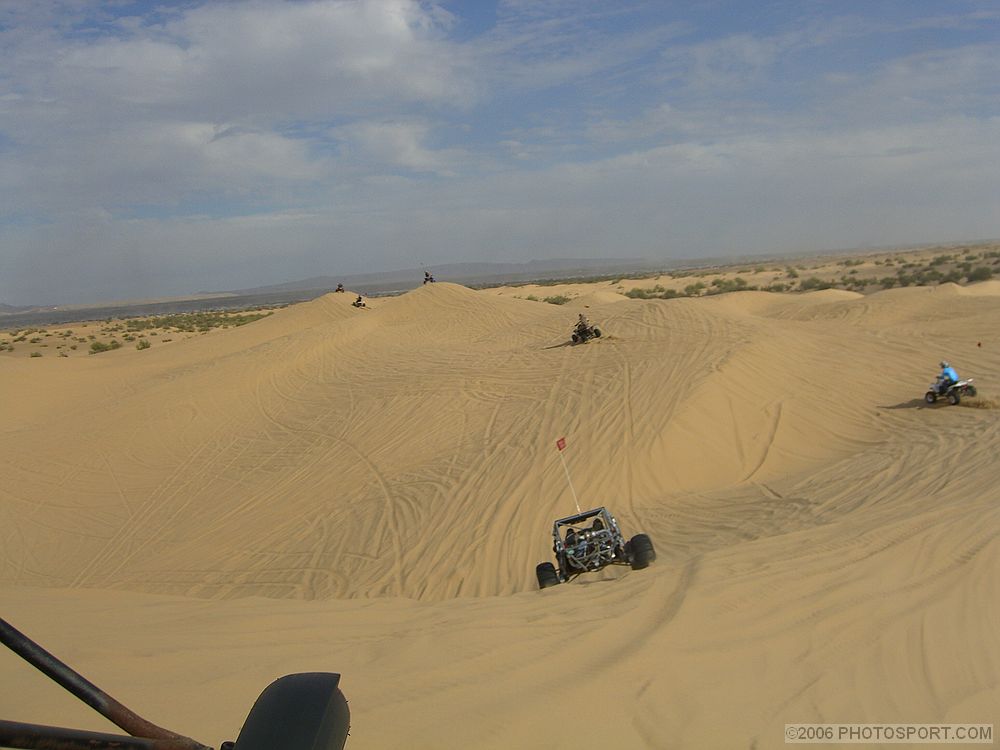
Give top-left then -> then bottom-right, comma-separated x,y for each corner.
940,361 -> 949,368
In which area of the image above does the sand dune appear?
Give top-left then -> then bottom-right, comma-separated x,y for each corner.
2,282 -> 998,748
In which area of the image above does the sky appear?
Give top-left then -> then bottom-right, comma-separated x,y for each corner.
1,0 -> 999,305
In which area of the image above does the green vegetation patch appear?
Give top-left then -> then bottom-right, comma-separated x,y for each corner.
89,340 -> 122,354
125,310 -> 273,333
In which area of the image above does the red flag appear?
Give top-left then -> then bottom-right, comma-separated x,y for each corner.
556,437 -> 566,451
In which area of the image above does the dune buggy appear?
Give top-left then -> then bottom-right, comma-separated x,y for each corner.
535,507 -> 655,589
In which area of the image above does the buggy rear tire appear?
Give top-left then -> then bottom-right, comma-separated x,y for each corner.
924,391 -> 937,404
948,391 -> 960,405
628,534 -> 656,570
571,333 -> 580,344
536,562 -> 560,589
967,385 -> 978,397
592,328 -> 601,338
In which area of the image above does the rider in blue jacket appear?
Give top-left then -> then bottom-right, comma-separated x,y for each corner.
936,361 -> 959,393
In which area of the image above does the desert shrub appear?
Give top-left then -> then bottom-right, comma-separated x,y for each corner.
125,310 -> 272,332
880,277 -> 898,289
523,294 -> 539,301
89,340 -> 121,354
684,282 -> 706,296
625,284 -> 666,299
708,277 -> 749,294
799,276 -> 831,291
625,285 -> 680,300
913,269 -> 942,285
941,270 -> 962,283
543,295 -> 571,305
767,283 -> 788,292
59,351 -> 68,357
30,351 -> 42,357
785,268 -> 799,278
69,345 -> 77,350
968,266 -> 993,282
625,288 -> 651,299
136,339 -> 152,350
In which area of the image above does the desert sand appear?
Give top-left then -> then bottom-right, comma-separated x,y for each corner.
2,281 -> 998,748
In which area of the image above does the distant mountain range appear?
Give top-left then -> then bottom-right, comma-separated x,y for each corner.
9,241 -> 995,326
0,258 -> 663,327
0,302 -> 38,314
215,258 -> 661,296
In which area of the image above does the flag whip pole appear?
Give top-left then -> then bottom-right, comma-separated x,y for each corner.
555,437 -> 581,514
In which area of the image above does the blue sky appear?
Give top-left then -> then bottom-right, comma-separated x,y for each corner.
1,0 -> 998,305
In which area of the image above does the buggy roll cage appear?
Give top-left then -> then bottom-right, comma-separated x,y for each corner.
0,618 -> 349,750
551,507 -> 621,545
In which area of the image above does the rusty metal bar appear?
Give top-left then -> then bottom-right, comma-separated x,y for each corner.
0,619 -> 211,750
0,719 -> 201,750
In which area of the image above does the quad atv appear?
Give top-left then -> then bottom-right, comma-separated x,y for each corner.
535,507 -> 655,589
571,323 -> 601,344
925,378 -> 976,405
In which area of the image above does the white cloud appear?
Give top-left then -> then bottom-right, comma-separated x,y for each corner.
679,33 -> 782,91
334,119 -> 468,174
1,2 -> 999,305
30,0 -> 471,121
0,0 -> 470,220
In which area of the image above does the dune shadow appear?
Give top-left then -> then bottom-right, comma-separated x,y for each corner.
880,398 -> 936,410
542,336 -> 617,351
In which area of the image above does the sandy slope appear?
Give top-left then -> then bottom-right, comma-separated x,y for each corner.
2,282 -> 998,748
